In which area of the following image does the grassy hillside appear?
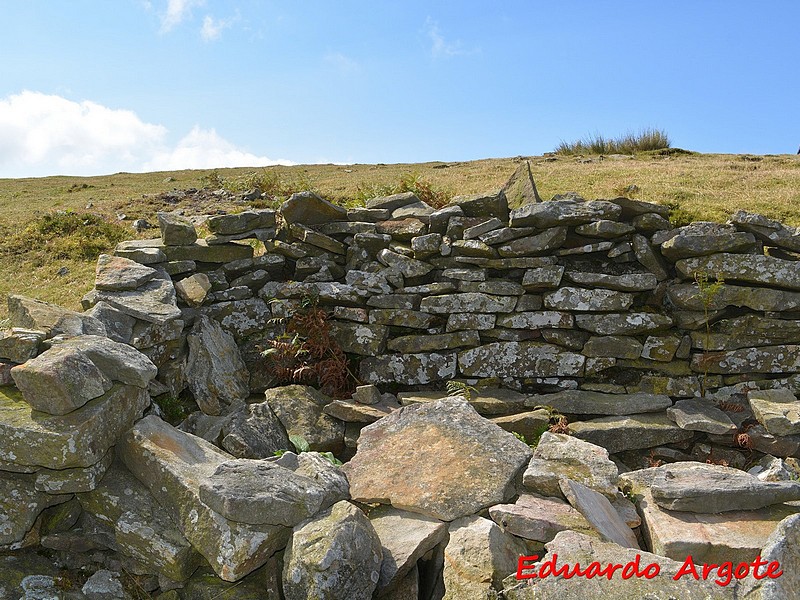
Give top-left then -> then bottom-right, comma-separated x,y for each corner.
1,151 -> 799,317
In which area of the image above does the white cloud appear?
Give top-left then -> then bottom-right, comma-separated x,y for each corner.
200,13 -> 237,41
0,91 -> 294,177
424,17 -> 478,58
324,52 -> 360,74
143,126 -> 294,171
160,0 -> 204,33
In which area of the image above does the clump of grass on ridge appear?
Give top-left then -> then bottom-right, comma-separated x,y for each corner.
556,128 -> 671,155
354,172 -> 452,208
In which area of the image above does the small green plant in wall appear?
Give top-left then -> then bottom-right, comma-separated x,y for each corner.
694,271 -> 725,396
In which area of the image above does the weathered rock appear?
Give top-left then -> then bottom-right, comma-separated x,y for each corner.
157,212 -> 197,246
737,513 -> 800,600
118,416 -> 291,582
452,191 -> 509,220
359,352 -> 457,385
94,254 -> 157,291
81,569 -> 127,599
640,335 -> 681,361
8,294 -> 106,338
501,161 -> 542,205
446,312 -> 496,332
265,385 -> 345,453
78,460 -> 203,582
174,273 -> 211,307
273,451 -> 350,510
691,314 -> 800,350
651,462 -> 800,512
368,309 -> 437,329
55,334 -> 157,387
199,459 -> 327,526
281,191 -> 348,225
661,228 -> 757,260
0,328 -> 44,363
560,479 -> 639,548
527,390 -> 671,416
329,321 -> 388,356
498,227 -> 567,257
322,396 -> 398,423
344,398 -> 532,521
208,209 -> 276,234
0,471 -> 70,546
583,335 -> 643,358
677,252 -> 800,290
668,282 -> 800,312
200,298 -> 272,339
667,398 -> 737,434
283,501 -> 382,600
693,344 -> 800,375
377,249 -> 433,278
632,233 -> 670,280
748,388 -> 800,436
186,316 -> 249,415
220,401 -> 291,458
730,209 -> 800,251
442,515 -> 529,600
490,493 -> 595,543
575,312 -> 672,335
564,270 -> 658,292
458,342 -> 585,378
0,384 -> 149,469
495,311 -> 573,329
574,219 -> 635,238
543,286 -> 633,311
521,266 -> 565,291
398,388 -> 528,416
522,432 -> 619,499
34,449 -> 113,493
510,199 -> 622,228
369,505 -> 448,595
480,226 -> 537,246
490,410 -> 550,440
159,238 -> 254,263
569,413 -> 695,454
367,191 -> 421,212
86,272 -> 183,324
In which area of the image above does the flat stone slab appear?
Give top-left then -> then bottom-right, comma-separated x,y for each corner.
118,415 -> 290,582
575,312 -> 673,335
198,459 -> 327,526
676,252 -> 800,290
559,479 -> 639,549
397,388 -> 528,416
509,199 -> 622,228
668,282 -> 800,312
543,286 -> 633,312
8,294 -> 106,338
87,273 -> 183,325
458,342 -> 585,378
667,398 -> 737,434
651,462 -> 800,512
0,471 -> 70,546
265,385 -> 345,453
569,413 -> 695,454
693,344 -> 800,374
343,398 -> 533,521
523,432 -> 619,499
526,390 -> 671,416
359,352 -> 457,385
564,270 -> 658,292
489,493 -> 596,543
737,513 -> 800,600
281,191 -> 347,225
0,384 -> 148,469
420,292 -> 517,313
94,254 -> 157,291
748,388 -> 800,436
369,505 -> 448,595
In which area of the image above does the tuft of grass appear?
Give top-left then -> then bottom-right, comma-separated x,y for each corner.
355,172 -> 452,208
556,128 -> 671,155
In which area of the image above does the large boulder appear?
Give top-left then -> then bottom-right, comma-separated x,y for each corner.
264,385 -> 345,453
220,401 -> 290,458
282,501 -> 382,600
8,294 -> 106,338
343,398 -> 532,521
281,191 -> 348,225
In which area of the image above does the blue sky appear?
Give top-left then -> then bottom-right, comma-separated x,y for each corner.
1,1 -> 798,177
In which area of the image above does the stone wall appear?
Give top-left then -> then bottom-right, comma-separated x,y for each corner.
3,175 -> 800,597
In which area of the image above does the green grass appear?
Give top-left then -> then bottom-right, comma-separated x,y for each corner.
1,152 -> 800,318
556,128 -> 672,155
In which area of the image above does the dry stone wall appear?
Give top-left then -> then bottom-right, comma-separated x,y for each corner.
3,174 -> 800,597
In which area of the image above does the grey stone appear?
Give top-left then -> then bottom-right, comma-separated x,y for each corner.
661,229 -> 757,260
220,401 -> 290,458
86,272 -> 182,325
0,328 -> 44,363
458,341 -> 585,378
527,390 -> 671,416
160,239 -> 255,263
523,432 -> 619,499
458,280 -> 525,295
737,513 -> 800,600
281,191 -> 347,225
667,399 -> 737,434
82,569 -> 126,599
265,385 -> 345,453
446,312 -> 496,331
377,249 -> 434,278
175,274 -> 211,306
8,294 -> 106,338
199,459 -> 327,526
510,199 -> 622,228
289,223 -> 346,254
693,344 -> 800,375
421,292 -> 517,313
748,388 -> 800,436
501,161 -> 542,205
730,209 -> 800,251
411,233 -> 443,258
632,212 -> 671,232
353,384 -> 382,405
0,471 -> 70,546
495,311 -> 573,329
690,314 -> 800,350
632,233 -> 670,280
367,191 -> 421,211
34,449 -> 113,493
273,451 -> 350,510
651,462 -> 800,512
388,330 -> 481,353
344,398 -> 532,521
200,298 -> 272,339
564,270 -> 658,292
498,227 -> 567,257
329,321 -> 388,356
668,282 -> 800,312
119,416 -> 291,582
442,515 -> 529,600
556,241 -> 614,256
94,254 -> 157,291
186,316 -> 249,415
452,191 -> 509,220
368,309 -> 436,329
543,286 -> 633,311
393,199 -> 435,219
583,335 -> 643,359
677,252 -> 800,290
451,239 -> 497,258
560,479 -> 639,548
575,312 -> 672,335
489,493 -> 595,543
570,413 -> 695,454
464,217 -> 504,239
398,388 -> 528,416
479,226 -> 537,246
359,352 -> 457,385
158,212 -> 198,246
323,396 -> 398,423
522,266 -> 565,290
283,501 -> 382,600
348,207 -> 392,222
442,267 -> 487,281
207,209 -> 276,234
574,220 -> 635,238
376,218 -> 427,241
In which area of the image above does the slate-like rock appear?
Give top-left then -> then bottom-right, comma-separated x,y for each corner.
575,312 -> 673,335
8,294 -> 106,338
489,493 -> 596,543
737,513 -> 800,600
343,398 -> 532,521
631,234 -> 670,280
543,286 -> 633,311
582,335 -> 643,359
186,316 -> 250,415
118,416 -> 291,582
174,273 -> 211,307
359,352 -> 457,385
94,254 -> 157,291
510,199 -> 622,228
500,160 -> 542,205
676,252 -> 800,290
748,388 -> 800,436
651,461 -> 800,512
564,270 -> 658,292
497,227 -> 567,257
397,388 -> 528,416
661,228 -> 756,260
86,272 -> 183,325
329,321 -> 388,356
273,451 -> 350,510
0,471 -> 70,546
208,209 -> 276,234
367,191 -> 421,212
158,212 -> 198,246
458,341 -> 585,378
377,249 -> 434,278
667,398 -> 737,434
527,390 -> 671,416
559,479 -> 639,548
265,385 -> 345,453
220,401 -> 291,458
569,413 -> 694,454
34,449 -> 113,493
282,501 -> 382,600
693,344 -> 800,375
730,209 -> 800,251
199,459 -> 327,526
281,191 -> 348,225
522,432 -> 619,499
369,505 -> 448,595
54,334 -> 157,387
0,384 -> 149,470
668,282 -> 800,312
442,515 -> 529,600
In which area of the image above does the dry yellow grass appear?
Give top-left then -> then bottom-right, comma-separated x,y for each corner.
1,151 -> 799,318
